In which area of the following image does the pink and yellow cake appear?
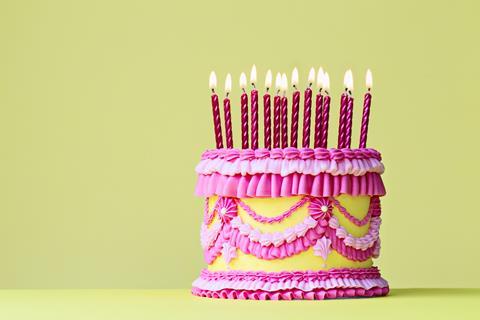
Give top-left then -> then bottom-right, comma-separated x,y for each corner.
192,67 -> 388,300
192,147 -> 388,300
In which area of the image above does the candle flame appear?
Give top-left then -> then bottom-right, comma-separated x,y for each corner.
209,71 -> 217,90
239,72 -> 247,89
366,69 -> 372,89
291,67 -> 299,87
275,73 -> 282,92
225,73 -> 232,93
265,69 -> 272,89
324,72 -> 330,91
281,73 -> 288,94
250,64 -> 257,85
316,67 -> 324,88
308,67 -> 315,85
344,69 -> 353,91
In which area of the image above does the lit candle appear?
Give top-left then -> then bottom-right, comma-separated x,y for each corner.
320,72 -> 331,148
223,73 -> 234,148
240,72 -> 249,149
290,68 -> 300,148
345,70 -> 354,149
302,67 -> 315,148
359,69 -> 373,148
209,71 -> 223,149
280,73 -> 289,149
250,65 -> 259,149
314,67 -> 324,148
338,70 -> 351,148
264,70 -> 272,149
273,73 -> 282,148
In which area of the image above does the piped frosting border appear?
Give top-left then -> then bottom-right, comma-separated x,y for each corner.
192,268 -> 389,300
195,147 -> 386,198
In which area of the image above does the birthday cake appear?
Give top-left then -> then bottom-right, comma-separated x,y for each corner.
192,66 -> 389,300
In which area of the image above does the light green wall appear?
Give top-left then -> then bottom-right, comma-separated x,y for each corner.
0,0 -> 479,288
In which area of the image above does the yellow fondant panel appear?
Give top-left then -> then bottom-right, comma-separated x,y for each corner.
205,195 -> 375,272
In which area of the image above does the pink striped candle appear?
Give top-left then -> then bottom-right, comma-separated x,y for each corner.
320,72 -> 331,148
280,74 -> 288,149
314,92 -> 323,148
302,68 -> 315,148
359,70 -> 373,148
290,68 -> 300,148
337,91 -> 348,148
223,73 -> 233,148
209,72 -> 223,149
273,73 -> 282,148
250,65 -> 259,149
263,70 -> 273,149
240,73 -> 249,149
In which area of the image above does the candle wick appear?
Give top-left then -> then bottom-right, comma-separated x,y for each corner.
348,90 -> 352,96
293,85 -> 297,90
252,83 -> 256,89
226,92 -> 230,98
242,88 -> 246,93
368,88 -> 371,92
211,88 -> 215,94
319,88 -> 323,93
308,82 -> 313,88
325,90 -> 329,95
266,87 -> 270,92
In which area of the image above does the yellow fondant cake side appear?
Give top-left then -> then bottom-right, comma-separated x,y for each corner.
206,195 -> 374,272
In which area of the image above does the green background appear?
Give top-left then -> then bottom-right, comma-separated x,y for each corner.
0,0 -> 479,289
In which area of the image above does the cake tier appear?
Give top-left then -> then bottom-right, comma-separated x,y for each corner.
194,148 -> 388,300
192,268 -> 389,300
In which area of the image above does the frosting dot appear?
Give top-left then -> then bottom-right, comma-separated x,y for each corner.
220,208 -> 227,215
321,205 -> 329,213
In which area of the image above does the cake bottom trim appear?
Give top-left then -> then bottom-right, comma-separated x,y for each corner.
192,286 -> 389,300
192,268 -> 389,300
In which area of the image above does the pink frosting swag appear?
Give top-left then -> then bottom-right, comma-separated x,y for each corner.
196,172 -> 386,198
192,268 -> 389,300
202,197 -> 382,264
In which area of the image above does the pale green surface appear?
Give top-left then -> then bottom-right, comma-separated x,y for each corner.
0,289 -> 479,320
1,0 -> 480,289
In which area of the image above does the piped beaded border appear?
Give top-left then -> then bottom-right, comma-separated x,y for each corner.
201,147 -> 382,161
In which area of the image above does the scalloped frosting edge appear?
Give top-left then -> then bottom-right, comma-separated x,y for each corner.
196,172 -> 386,198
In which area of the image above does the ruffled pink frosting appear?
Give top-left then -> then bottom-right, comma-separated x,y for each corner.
196,151 -> 384,177
192,268 -> 389,300
196,172 -> 386,198
192,286 -> 389,300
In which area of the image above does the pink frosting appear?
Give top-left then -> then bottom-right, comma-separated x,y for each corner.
191,286 -> 389,300
196,153 -> 384,177
201,147 -> 382,161
203,219 -> 379,263
192,268 -> 389,300
195,172 -> 386,198
193,268 -> 388,293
